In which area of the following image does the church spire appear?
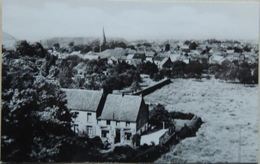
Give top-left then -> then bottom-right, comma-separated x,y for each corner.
102,27 -> 106,46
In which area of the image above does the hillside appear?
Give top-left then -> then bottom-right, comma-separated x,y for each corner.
3,32 -> 17,49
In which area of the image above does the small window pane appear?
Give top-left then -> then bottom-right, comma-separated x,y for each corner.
125,132 -> 131,140
102,130 -> 109,138
126,122 -> 130,127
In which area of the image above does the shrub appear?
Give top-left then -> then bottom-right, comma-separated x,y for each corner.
149,104 -> 173,128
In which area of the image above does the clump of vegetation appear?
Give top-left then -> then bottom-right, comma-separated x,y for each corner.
212,60 -> 258,84
149,104 -> 174,129
2,42 -> 75,162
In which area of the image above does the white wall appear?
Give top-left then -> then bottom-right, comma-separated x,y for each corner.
97,119 -> 137,144
72,110 -> 99,138
72,111 -> 148,146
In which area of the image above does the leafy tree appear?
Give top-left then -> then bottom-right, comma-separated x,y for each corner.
234,47 -> 243,53
165,44 -> 170,51
15,41 -> 47,58
107,41 -> 127,49
237,66 -> 252,84
80,45 -> 92,54
189,42 -> 198,50
32,42 -> 47,58
184,60 -> 203,78
68,42 -> 74,47
252,64 -> 258,84
137,61 -> 158,77
184,40 -> 191,45
130,81 -> 141,92
2,47 -> 75,162
243,45 -> 251,52
2,45 -> 6,53
152,72 -> 164,81
149,104 -> 173,128
53,43 -> 60,50
59,66 -> 74,88
16,40 -> 34,57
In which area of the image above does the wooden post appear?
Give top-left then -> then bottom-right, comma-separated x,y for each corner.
163,121 -> 165,129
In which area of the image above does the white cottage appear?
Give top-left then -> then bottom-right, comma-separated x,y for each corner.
97,94 -> 149,146
63,89 -> 105,138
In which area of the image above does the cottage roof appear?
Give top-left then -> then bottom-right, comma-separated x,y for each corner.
133,53 -> 146,60
153,56 -> 165,61
126,54 -> 135,60
62,89 -> 103,112
161,57 -> 171,65
98,94 -> 143,122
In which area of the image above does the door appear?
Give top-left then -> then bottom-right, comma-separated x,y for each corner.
86,126 -> 93,137
115,129 -> 121,143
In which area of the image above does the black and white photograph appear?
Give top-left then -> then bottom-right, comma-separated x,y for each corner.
1,0 -> 259,163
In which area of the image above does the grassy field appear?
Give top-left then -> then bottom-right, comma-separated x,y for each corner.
144,78 -> 258,163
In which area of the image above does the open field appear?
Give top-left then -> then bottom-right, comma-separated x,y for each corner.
144,78 -> 258,163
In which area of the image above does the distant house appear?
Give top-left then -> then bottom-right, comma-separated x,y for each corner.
107,56 -> 118,65
133,52 -> 146,61
181,45 -> 190,53
154,56 -> 173,69
226,49 -> 235,54
125,53 -> 145,66
145,57 -> 154,63
145,50 -> 156,57
169,54 -> 181,62
62,89 -> 105,137
209,54 -> 225,64
125,54 -> 135,64
97,94 -> 149,146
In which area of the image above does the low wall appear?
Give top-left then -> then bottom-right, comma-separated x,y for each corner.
133,78 -> 171,97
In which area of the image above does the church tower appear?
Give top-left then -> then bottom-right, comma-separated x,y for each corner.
100,27 -> 107,52
102,27 -> 107,46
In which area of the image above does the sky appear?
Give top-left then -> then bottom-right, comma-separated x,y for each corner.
3,0 -> 260,41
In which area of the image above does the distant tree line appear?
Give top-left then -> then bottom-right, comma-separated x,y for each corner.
52,40 -> 128,53
137,59 -> 258,84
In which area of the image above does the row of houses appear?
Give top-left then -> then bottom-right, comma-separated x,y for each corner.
63,89 -> 149,146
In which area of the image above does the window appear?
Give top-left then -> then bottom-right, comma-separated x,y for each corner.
116,121 -> 120,126
86,126 -> 92,136
125,132 -> 131,140
87,113 -> 92,122
126,122 -> 130,127
72,124 -> 79,134
101,130 -> 109,138
106,120 -> 111,125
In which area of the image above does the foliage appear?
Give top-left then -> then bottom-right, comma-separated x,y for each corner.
1,44 -> 75,162
212,60 -> 258,84
189,42 -> 198,50
16,41 -> 48,58
184,60 -> 204,78
137,61 -> 159,77
165,44 -> 170,51
172,60 -> 186,77
149,104 -> 173,128
53,43 -> 60,50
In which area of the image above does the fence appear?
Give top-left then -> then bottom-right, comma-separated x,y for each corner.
133,78 -> 171,96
